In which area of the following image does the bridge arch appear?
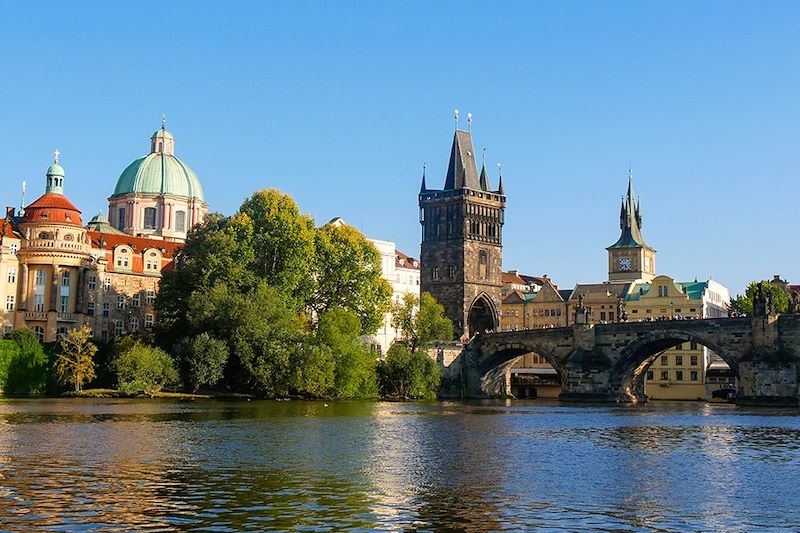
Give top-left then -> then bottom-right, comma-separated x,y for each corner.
475,336 -> 569,397
611,328 -> 740,402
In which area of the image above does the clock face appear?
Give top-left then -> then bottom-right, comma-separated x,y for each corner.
618,258 -> 632,271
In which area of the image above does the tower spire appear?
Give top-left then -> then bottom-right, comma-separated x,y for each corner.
454,109 -> 459,131
497,163 -> 504,195
420,162 -> 427,193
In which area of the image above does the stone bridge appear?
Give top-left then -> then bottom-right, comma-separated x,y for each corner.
450,314 -> 800,405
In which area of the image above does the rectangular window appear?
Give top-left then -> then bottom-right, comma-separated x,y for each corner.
5,295 -> 14,311
114,320 -> 124,336
660,355 -> 668,366
88,276 -> 97,291
116,255 -> 129,268
117,296 -> 125,309
130,317 -> 139,332
600,312 -> 606,321
103,278 -> 111,291
690,370 -> 699,381
144,207 -> 157,229
690,341 -> 698,350
101,330 -> 109,343
609,312 -> 614,322
7,268 -> 16,283
10,243 -> 18,254
60,295 -> 69,313
676,370 -> 684,381
676,355 -> 683,366
646,370 -> 654,380
132,293 -> 141,308
146,290 -> 156,304
87,302 -> 95,316
448,265 -> 455,278
690,355 -> 698,366
102,303 -> 110,317
3,325 -> 12,334
676,343 -> 684,350
175,210 -> 186,232
432,267 -> 439,280
145,314 -> 154,328
661,370 -> 669,381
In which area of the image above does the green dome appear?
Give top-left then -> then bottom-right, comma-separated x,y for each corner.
47,163 -> 65,177
151,128 -> 174,140
113,153 -> 204,201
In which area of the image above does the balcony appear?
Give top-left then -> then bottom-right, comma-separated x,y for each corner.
58,313 -> 79,322
24,239 -> 90,253
24,311 -> 48,321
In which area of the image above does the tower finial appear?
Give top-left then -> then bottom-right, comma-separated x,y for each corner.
482,147 -> 486,166
467,112 -> 473,133
53,149 -> 60,164
420,161 -> 427,193
162,114 -> 166,129
20,180 -> 26,213
497,163 -> 504,194
454,109 -> 459,131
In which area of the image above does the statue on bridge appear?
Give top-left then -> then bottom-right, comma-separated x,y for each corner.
617,298 -> 628,322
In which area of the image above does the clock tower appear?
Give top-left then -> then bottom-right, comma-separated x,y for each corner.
607,171 -> 656,282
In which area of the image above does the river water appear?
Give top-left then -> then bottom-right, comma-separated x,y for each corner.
0,399 -> 798,531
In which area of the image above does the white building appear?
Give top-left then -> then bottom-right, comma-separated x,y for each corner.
367,238 -> 420,355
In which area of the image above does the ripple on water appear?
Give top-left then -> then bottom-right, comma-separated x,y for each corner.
0,399 -> 798,531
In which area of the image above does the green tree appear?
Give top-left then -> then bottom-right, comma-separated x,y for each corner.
54,324 -> 97,392
174,333 -> 229,392
730,280 -> 790,316
239,189 -> 316,299
113,342 -> 178,395
377,345 -> 440,399
309,223 -> 392,335
0,340 -> 20,392
392,292 -> 454,353
156,212 -> 256,349
314,308 -> 378,398
187,282 -> 304,396
3,328 -> 48,394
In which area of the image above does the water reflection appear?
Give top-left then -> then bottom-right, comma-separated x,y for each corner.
0,399 -> 798,530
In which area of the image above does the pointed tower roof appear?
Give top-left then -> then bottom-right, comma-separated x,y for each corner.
419,163 -> 427,193
444,130 -> 481,190
497,163 -> 504,195
608,170 -> 648,249
479,163 -> 490,191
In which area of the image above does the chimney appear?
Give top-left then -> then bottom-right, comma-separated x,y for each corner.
5,207 -> 14,218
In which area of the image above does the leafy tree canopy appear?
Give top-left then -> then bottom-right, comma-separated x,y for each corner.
377,345 -> 440,399
113,341 -> 178,395
55,324 -> 97,392
730,280 -> 790,315
392,292 -> 454,353
310,223 -> 392,335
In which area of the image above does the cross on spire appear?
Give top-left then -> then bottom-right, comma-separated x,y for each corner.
53,149 -> 60,164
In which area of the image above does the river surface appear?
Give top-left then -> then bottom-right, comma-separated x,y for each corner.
0,399 -> 798,531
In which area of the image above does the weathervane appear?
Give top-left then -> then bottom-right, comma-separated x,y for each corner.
454,109 -> 459,131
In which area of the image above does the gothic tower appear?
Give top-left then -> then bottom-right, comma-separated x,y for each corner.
419,121 -> 506,338
607,171 -> 656,282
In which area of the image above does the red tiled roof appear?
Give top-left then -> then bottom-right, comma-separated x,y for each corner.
87,230 -> 181,258
2,218 -> 21,239
396,249 -> 420,270
22,193 -> 83,227
789,285 -> 800,293
502,271 -> 526,285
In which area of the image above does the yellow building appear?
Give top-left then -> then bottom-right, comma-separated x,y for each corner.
625,275 -> 730,400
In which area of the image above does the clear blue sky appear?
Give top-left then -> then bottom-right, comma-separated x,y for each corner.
1,1 -> 798,294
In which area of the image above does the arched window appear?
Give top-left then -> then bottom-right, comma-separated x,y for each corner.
33,326 -> 45,343
175,210 -> 186,232
144,207 -> 157,229
130,317 -> 139,332
118,208 -> 126,230
56,327 -> 68,339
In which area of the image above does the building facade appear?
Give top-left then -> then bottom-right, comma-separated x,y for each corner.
419,126 -> 506,339
1,125 -> 204,343
367,238 -> 420,355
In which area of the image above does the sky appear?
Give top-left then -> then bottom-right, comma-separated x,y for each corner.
0,1 -> 798,294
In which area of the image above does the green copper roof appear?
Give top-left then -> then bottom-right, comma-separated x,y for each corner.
151,128 -> 174,139
113,152 -> 204,201
608,173 -> 648,249
86,211 -> 127,235
46,163 -> 64,177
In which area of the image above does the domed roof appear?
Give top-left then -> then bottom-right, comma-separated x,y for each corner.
151,128 -> 174,140
112,127 -> 204,201
46,162 -> 64,177
22,193 -> 83,227
113,153 -> 204,200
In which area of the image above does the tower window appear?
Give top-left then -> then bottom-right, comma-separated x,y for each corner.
118,208 -> 126,230
432,267 -> 439,280
479,250 -> 489,279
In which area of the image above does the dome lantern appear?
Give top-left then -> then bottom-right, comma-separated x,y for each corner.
46,149 -> 65,194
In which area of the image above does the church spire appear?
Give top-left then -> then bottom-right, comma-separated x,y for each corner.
419,163 -> 427,193
496,163 -> 504,195
609,168 -> 647,248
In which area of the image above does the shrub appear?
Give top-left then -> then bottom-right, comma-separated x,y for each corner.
113,342 -> 178,395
